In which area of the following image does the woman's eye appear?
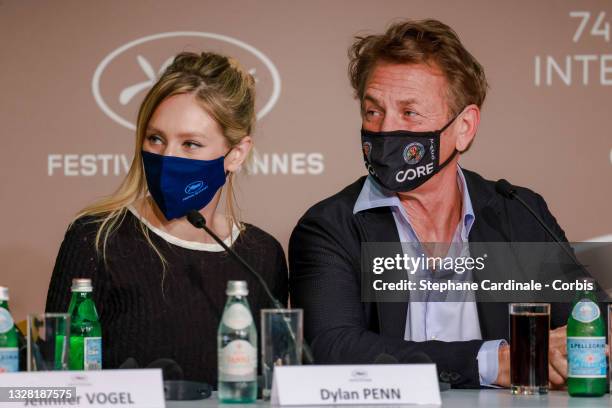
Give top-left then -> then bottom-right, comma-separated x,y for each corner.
184,141 -> 202,149
146,135 -> 163,144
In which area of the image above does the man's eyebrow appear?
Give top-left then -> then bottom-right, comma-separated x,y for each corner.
362,95 -> 419,107
363,94 -> 382,107
397,98 -> 418,107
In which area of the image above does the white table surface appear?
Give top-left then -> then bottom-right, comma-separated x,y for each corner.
166,390 -> 611,408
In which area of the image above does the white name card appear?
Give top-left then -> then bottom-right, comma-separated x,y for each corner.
271,364 -> 441,406
1,369 -> 164,408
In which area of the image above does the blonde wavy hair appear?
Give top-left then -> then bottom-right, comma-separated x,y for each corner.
76,51 -> 255,265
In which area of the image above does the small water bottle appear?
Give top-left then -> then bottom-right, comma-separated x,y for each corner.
67,278 -> 102,370
218,280 -> 257,403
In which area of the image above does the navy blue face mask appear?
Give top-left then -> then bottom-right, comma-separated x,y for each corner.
141,150 -> 227,220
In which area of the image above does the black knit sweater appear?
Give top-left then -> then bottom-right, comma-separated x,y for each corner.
45,209 -> 288,385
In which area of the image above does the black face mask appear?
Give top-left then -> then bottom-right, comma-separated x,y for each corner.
360,113 -> 460,192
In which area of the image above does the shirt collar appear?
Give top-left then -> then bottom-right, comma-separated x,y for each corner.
353,166 -> 476,239
353,174 -> 401,214
456,166 -> 475,240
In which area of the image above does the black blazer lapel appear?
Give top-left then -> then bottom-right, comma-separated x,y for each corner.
464,169 -> 512,340
356,207 -> 408,339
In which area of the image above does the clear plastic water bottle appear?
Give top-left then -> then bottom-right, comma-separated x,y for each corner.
218,280 -> 257,403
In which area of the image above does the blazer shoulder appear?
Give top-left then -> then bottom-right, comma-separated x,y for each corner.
300,176 -> 367,222
461,168 -> 548,207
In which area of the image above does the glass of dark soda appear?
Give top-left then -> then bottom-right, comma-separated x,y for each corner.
509,303 -> 550,395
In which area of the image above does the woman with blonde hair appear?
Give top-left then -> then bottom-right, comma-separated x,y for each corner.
45,51 -> 288,384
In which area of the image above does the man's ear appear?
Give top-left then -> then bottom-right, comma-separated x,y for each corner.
455,104 -> 480,153
224,136 -> 253,173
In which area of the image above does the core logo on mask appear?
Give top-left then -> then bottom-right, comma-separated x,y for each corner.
183,180 -> 208,201
362,142 -> 372,161
403,142 -> 426,165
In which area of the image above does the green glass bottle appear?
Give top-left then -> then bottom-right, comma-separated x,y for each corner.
0,287 -> 19,372
218,281 -> 258,403
68,279 -> 102,370
567,280 -> 607,397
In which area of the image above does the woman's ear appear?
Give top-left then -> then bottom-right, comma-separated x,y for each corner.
455,104 -> 480,153
224,136 -> 253,173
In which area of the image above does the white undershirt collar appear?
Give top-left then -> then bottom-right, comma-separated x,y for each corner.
127,205 -> 240,252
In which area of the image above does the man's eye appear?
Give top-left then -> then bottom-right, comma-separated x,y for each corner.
147,135 -> 163,144
405,111 -> 418,117
366,110 -> 381,117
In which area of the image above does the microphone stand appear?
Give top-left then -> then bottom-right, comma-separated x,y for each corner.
187,210 -> 314,364
495,179 -> 584,269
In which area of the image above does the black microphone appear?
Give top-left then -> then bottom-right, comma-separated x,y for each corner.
493,178 -> 516,200
187,210 -> 281,309
494,179 -> 585,268
186,210 -> 315,364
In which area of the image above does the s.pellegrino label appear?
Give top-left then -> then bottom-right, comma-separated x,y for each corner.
0,288 -> 19,373
567,336 -> 606,378
0,347 -> 18,373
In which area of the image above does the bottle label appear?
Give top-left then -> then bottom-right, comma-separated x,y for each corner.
571,300 -> 600,323
567,337 -> 606,378
0,348 -> 18,372
222,304 -> 253,330
218,340 -> 256,381
83,337 -> 102,370
0,308 -> 14,333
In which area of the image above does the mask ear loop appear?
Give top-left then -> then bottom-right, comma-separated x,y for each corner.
437,108 -> 465,170
437,108 -> 464,133
438,148 -> 459,170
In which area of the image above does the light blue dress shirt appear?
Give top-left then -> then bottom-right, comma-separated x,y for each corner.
353,167 -> 505,386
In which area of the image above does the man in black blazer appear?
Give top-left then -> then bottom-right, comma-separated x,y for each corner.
289,19 -> 570,389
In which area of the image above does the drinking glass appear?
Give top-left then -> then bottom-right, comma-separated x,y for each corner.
27,313 -> 70,371
261,309 -> 303,400
509,303 -> 550,395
